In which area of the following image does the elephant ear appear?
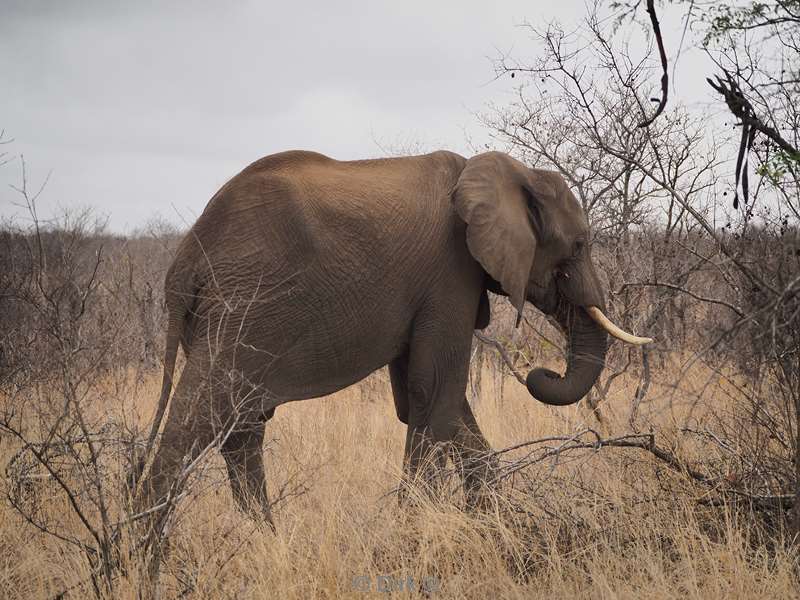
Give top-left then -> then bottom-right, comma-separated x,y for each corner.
453,152 -> 540,316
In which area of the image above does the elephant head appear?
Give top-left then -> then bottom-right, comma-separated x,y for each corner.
454,151 -> 651,406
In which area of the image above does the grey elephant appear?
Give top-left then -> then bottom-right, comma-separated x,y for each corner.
133,150 -> 651,527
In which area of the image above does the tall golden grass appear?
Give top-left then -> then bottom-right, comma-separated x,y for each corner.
1,357 -> 798,599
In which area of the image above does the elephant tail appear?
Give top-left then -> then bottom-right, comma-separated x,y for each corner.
129,302 -> 184,496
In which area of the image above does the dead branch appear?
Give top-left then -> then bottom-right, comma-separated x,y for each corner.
637,0 -> 670,128
618,281 -> 745,317
474,331 -> 527,385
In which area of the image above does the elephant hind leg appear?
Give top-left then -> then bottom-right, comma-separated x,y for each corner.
221,422 -> 275,532
135,357 -> 217,519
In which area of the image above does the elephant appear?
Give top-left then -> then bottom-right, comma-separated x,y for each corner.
132,149 -> 651,528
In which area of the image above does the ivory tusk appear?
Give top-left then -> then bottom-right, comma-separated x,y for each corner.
585,306 -> 653,345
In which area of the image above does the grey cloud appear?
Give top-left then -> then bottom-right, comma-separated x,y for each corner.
0,1 -> 711,230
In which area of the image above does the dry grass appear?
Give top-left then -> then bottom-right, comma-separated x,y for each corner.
1,357 -> 798,599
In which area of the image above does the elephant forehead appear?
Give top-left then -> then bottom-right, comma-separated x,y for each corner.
522,172 -> 586,233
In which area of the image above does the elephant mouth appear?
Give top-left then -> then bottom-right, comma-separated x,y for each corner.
584,306 -> 653,345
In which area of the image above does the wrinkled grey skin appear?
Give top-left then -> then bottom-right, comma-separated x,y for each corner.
133,150 -> 608,527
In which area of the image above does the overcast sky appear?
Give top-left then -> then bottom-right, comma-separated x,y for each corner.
0,1 -> 713,231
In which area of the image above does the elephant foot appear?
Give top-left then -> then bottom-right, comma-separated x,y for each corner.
458,452 -> 500,511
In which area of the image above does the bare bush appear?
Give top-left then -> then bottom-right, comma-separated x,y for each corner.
480,3 -> 800,542
0,168 -> 252,596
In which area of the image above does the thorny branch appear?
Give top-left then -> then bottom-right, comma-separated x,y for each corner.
618,280 -> 746,317
443,427 -> 795,512
474,331 -> 527,385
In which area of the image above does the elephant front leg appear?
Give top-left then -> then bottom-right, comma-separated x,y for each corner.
390,353 -> 446,498
450,396 -> 498,509
401,343 -> 475,502
392,352 -> 498,507
400,424 -> 449,500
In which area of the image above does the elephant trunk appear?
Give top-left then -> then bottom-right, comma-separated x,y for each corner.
525,304 -> 608,406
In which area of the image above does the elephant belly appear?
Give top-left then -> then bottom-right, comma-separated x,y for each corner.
243,323 -> 406,407
192,276 -> 412,410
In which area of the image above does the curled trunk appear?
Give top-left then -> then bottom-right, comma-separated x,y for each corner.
525,304 -> 608,406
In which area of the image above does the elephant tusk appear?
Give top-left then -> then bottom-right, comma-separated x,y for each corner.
585,306 -> 653,345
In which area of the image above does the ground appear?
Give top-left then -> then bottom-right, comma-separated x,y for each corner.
1,359 -> 797,599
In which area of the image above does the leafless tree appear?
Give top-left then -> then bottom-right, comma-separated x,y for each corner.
0,162 -> 308,597
478,2 -> 800,539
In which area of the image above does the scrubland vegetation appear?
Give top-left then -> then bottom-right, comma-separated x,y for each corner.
1,1 -> 799,598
